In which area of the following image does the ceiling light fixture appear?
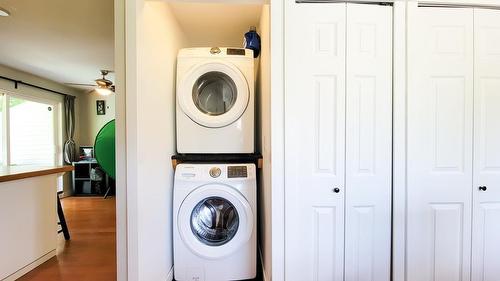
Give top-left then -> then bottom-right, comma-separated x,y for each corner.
95,87 -> 113,96
0,8 -> 10,17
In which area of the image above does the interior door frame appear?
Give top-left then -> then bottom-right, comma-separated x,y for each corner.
114,0 -> 127,280
270,1 -> 285,281
392,1 -> 409,281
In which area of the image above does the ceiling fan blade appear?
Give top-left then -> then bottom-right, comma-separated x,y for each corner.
65,83 -> 95,87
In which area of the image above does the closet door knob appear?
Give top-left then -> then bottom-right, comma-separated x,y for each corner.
479,186 -> 487,191
332,188 -> 340,193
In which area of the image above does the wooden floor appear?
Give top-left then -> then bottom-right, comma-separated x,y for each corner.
18,197 -> 116,281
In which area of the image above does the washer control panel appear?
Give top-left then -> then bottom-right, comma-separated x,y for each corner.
176,164 -> 255,181
209,167 -> 221,178
227,166 -> 248,178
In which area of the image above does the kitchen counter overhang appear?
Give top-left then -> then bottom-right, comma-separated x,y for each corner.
0,165 -> 74,183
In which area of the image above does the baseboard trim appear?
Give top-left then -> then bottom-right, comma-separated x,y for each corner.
258,247 -> 268,281
1,249 -> 56,281
167,265 -> 174,281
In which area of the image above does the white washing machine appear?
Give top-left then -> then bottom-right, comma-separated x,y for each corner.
176,47 -> 255,153
173,163 -> 257,281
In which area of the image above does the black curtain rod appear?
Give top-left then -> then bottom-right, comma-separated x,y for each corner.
0,75 -> 70,97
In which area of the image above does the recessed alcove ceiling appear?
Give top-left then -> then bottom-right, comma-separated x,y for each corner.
167,1 -> 265,47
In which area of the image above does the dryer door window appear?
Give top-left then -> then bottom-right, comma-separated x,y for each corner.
178,62 -> 250,128
190,196 -> 239,246
192,72 -> 238,116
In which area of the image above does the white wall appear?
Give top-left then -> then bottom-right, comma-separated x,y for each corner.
0,64 -> 84,196
169,2 -> 263,47
125,1 -> 187,280
256,4 -> 272,281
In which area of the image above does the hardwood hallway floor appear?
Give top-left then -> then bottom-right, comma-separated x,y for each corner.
18,197 -> 116,281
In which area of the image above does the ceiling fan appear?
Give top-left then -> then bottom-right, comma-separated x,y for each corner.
66,70 -> 115,95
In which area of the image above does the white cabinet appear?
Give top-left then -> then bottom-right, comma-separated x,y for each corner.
284,2 -> 392,281
406,6 -> 500,281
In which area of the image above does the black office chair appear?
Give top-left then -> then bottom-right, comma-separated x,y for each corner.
57,191 -> 70,240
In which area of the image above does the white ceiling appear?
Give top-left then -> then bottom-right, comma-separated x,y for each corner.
169,2 -> 264,47
0,0 -> 114,89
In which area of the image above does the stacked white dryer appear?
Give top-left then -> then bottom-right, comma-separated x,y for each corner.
176,47 -> 255,154
173,47 -> 257,281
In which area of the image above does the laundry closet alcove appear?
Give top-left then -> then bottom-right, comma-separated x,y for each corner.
123,0 -> 271,280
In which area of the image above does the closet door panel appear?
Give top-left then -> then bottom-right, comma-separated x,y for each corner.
284,2 -> 346,281
472,9 -> 500,281
345,4 -> 392,281
407,7 -> 474,281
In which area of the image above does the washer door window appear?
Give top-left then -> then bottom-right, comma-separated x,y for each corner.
191,196 -> 239,246
178,62 -> 249,128
178,184 -> 253,259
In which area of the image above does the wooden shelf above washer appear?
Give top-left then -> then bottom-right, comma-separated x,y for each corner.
171,153 -> 263,170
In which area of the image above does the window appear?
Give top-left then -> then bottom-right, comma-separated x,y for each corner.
0,91 -> 60,166
10,97 -> 56,165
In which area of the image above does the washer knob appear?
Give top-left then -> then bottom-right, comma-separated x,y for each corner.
210,47 -> 221,54
209,167 -> 221,178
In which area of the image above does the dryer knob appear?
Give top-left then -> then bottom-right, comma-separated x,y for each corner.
210,47 -> 221,55
209,167 -> 221,178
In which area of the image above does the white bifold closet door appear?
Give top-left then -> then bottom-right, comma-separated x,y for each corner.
472,9 -> 500,281
344,4 -> 392,281
407,7 -> 474,281
285,3 -> 346,280
284,2 -> 392,281
407,6 -> 500,281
